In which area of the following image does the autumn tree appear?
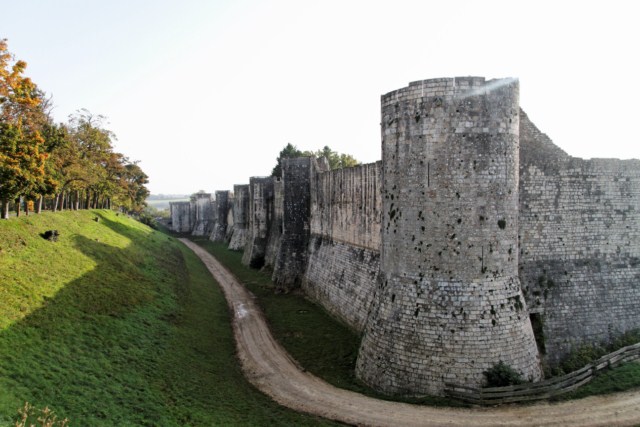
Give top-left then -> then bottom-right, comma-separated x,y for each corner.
0,39 -> 48,218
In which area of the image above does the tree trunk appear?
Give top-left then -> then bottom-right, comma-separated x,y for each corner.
36,196 -> 43,214
53,194 -> 59,212
15,198 -> 21,217
74,190 -> 80,211
1,199 -> 8,219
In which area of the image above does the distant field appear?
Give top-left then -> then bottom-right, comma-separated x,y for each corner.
146,198 -> 189,210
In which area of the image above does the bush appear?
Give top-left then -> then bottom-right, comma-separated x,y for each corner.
552,329 -> 640,376
483,361 -> 525,387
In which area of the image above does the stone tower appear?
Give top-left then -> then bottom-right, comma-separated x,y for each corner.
356,77 -> 542,395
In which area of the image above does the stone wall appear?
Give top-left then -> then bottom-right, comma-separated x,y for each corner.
356,77 -> 542,396
168,76 -> 640,397
265,178 -> 284,268
225,196 -> 235,241
273,158 -> 314,290
190,192 -> 214,236
242,177 -> 274,269
303,160 -> 382,331
169,201 -> 191,233
211,190 -> 231,242
228,184 -> 249,251
519,110 -> 640,365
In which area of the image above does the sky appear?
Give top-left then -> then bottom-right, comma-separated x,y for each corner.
1,0 -> 638,195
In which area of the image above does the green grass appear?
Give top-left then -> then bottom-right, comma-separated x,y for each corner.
555,361 -> 640,400
0,210 -> 338,426
190,238 -> 640,406
189,238 -> 464,407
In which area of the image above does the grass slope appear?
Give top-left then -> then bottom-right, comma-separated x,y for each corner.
191,238 -> 462,406
192,239 -> 640,405
0,211 -> 336,426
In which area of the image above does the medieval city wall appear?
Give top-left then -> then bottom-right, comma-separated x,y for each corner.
303,160 -> 382,331
171,76 -> 640,396
228,184 -> 249,250
210,190 -> 231,242
242,177 -> 274,268
356,77 -> 542,396
190,192 -> 214,236
272,158 -> 314,289
264,178 -> 284,268
519,111 -> 640,365
169,201 -> 191,233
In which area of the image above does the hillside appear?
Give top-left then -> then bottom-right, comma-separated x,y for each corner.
0,210 -> 333,426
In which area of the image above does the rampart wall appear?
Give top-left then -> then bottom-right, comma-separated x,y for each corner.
169,201 -> 191,233
190,192 -> 214,236
519,111 -> 640,365
265,178 -> 284,268
273,158 -> 314,289
211,190 -> 231,242
171,76 -> 640,396
303,160 -> 382,331
242,177 -> 274,269
228,184 -> 249,250
356,77 -> 541,395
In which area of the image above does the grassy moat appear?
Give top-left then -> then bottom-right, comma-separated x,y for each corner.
0,211 -> 638,425
0,211 -> 336,426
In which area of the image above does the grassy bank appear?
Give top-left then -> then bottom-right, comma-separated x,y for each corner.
191,238 -> 640,405
0,211 -> 336,426
189,238 -> 462,406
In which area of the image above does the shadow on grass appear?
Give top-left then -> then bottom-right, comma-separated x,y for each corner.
0,212 -> 336,426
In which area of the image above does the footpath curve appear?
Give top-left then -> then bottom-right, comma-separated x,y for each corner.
180,239 -> 640,427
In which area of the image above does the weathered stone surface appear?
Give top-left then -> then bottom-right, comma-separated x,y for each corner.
273,157 -> 313,290
210,190 -> 231,242
303,160 -> 382,331
228,184 -> 249,251
190,192 -> 214,236
356,77 -> 542,396
242,177 -> 274,269
265,178 -> 284,268
169,76 -> 640,397
519,110 -> 640,365
169,201 -> 191,233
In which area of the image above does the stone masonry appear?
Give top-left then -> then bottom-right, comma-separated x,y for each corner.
356,77 -> 542,395
171,76 -> 640,396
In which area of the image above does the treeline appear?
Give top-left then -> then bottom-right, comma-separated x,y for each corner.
271,143 -> 360,178
0,39 -> 149,219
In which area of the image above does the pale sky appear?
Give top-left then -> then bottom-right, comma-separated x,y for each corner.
2,0 -> 638,195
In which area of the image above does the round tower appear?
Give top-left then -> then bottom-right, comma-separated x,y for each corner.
356,77 -> 542,396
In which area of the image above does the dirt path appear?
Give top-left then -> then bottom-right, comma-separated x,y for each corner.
180,239 -> 640,426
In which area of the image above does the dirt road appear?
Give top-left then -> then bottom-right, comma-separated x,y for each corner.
180,239 -> 640,426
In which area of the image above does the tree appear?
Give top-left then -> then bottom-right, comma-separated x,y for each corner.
0,39 -> 48,218
311,146 -> 360,170
270,143 -> 360,179
271,143 -> 306,178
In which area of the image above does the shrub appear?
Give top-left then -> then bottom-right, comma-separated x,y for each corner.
483,361 -> 525,387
